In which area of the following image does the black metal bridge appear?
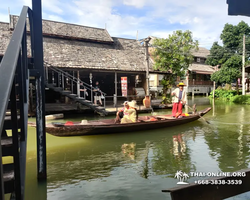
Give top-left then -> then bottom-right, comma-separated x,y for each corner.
0,1 -> 46,199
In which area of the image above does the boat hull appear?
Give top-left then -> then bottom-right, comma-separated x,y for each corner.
46,108 -> 211,137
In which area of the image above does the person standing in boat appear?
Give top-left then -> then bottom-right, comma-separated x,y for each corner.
171,82 -> 187,118
115,101 -> 129,123
93,81 -> 102,106
143,95 -> 151,108
121,100 -> 138,123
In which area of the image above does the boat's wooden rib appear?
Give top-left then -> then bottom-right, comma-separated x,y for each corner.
45,107 -> 211,137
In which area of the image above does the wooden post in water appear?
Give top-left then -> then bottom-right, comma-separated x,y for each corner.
242,34 -> 246,95
213,81 -> 215,99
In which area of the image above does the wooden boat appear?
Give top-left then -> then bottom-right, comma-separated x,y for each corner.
45,107 -> 211,137
45,113 -> 64,120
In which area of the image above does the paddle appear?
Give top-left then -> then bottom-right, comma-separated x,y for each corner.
185,104 -> 210,124
150,106 -> 157,116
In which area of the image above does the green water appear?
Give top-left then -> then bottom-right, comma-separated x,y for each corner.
10,97 -> 250,199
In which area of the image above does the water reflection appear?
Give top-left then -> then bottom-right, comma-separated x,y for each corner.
172,134 -> 186,156
121,143 -> 136,160
204,105 -> 250,172
23,97 -> 250,200
151,132 -> 196,177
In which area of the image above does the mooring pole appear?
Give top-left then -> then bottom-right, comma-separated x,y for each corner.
32,0 -> 47,180
114,72 -> 117,107
242,34 -> 246,95
144,37 -> 151,96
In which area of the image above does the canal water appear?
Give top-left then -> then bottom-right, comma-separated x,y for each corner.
7,97 -> 250,200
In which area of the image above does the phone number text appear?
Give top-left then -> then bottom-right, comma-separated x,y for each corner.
194,180 -> 242,185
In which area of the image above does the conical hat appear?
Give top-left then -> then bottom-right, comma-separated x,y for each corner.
128,100 -> 138,108
177,82 -> 186,86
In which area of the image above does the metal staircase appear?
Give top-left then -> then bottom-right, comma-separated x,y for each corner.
44,62 -> 108,116
1,2 -> 47,199
0,6 -> 31,199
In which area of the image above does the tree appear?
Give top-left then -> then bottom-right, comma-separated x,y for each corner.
211,55 -> 242,84
152,30 -> 198,100
221,21 -> 250,53
205,42 -> 230,66
208,21 -> 250,93
153,30 -> 198,76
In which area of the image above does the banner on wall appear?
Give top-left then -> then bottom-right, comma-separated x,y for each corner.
121,77 -> 127,97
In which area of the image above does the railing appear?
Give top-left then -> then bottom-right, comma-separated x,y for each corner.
0,6 -> 32,199
188,80 -> 213,86
44,62 -> 106,105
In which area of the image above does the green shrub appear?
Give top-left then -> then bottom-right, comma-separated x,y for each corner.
231,95 -> 250,104
210,88 -> 250,104
209,89 -> 238,101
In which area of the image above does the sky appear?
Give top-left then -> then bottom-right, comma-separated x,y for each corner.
1,0 -> 250,49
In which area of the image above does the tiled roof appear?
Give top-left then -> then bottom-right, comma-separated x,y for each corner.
43,36 -> 156,72
189,63 -> 215,74
191,47 -> 210,58
10,15 -> 114,43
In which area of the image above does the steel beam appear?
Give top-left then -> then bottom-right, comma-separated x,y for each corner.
32,0 -> 47,180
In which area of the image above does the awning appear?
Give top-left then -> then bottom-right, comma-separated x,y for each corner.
227,0 -> 250,17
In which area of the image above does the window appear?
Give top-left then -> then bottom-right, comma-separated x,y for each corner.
197,58 -> 201,62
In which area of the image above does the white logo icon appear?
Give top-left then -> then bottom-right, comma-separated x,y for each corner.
174,170 -> 189,184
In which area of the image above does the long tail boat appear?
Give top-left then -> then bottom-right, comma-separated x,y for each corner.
44,107 -> 211,137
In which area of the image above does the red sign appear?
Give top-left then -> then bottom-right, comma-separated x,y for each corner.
121,77 -> 127,97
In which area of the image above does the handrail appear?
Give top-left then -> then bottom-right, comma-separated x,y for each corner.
0,6 -> 31,199
44,62 -> 106,95
0,6 -> 29,139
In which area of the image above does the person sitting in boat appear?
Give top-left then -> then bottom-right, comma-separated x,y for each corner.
115,101 -> 129,123
143,95 -> 151,108
171,82 -> 187,118
121,100 -> 138,123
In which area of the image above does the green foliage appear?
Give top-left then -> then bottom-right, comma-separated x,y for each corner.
209,89 -> 238,101
221,21 -> 250,53
209,21 -> 250,88
209,88 -> 250,104
205,42 -> 229,66
231,95 -> 250,104
211,55 -> 242,84
160,75 -> 174,103
153,30 -> 198,103
153,30 -> 199,77
224,84 -> 232,90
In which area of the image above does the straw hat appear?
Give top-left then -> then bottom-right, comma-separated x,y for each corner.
123,101 -> 128,106
80,120 -> 89,124
128,100 -> 138,108
177,82 -> 186,87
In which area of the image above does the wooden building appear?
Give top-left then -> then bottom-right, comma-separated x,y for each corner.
0,16 -> 167,108
185,47 -> 215,96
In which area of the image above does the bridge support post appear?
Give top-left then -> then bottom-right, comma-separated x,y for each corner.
77,71 -> 80,97
32,0 -> 47,180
